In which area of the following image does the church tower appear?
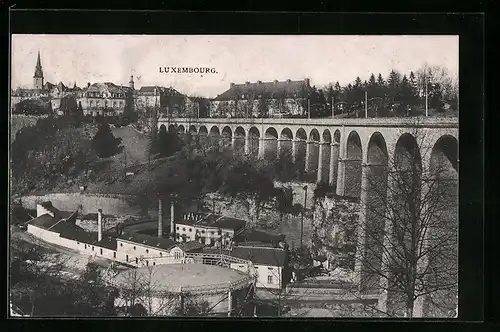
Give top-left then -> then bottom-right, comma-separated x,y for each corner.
129,75 -> 135,90
33,51 -> 44,90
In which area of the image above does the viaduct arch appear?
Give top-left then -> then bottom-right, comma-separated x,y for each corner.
158,117 -> 458,317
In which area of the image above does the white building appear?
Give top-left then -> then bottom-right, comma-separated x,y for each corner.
175,212 -> 246,248
203,244 -> 289,290
25,202 -> 205,268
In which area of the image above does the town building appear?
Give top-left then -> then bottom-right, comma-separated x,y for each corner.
175,212 -> 246,248
135,86 -> 190,116
24,201 -> 289,292
25,202 -> 204,268
76,81 -> 132,117
203,244 -> 289,290
210,79 -> 311,118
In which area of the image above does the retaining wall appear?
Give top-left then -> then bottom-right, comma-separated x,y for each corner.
18,193 -> 142,216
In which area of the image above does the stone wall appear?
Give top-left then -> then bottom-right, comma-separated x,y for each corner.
311,195 -> 360,269
204,183 -> 316,249
18,193 -> 142,216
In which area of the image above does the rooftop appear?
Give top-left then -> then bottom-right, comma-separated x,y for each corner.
201,245 -> 288,267
214,79 -> 310,101
230,246 -> 288,267
117,231 -> 177,251
97,236 -> 118,250
112,264 -> 250,292
29,207 -> 78,230
178,213 -> 246,231
28,214 -> 60,230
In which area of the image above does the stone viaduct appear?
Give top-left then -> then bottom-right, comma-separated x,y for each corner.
158,116 -> 459,316
158,117 -> 458,196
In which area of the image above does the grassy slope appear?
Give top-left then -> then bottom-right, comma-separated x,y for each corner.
79,125 -> 158,195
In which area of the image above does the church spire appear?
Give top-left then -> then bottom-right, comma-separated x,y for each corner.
33,50 -> 44,89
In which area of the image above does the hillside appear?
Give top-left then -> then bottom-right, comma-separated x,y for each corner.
11,115 -> 46,142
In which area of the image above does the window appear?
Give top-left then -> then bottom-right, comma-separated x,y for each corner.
177,226 -> 180,230
135,257 -> 138,264
202,230 -> 205,234
189,228 -> 192,232
174,251 -> 181,260
120,243 -> 123,247
85,244 -> 87,249
183,228 -> 186,231
159,252 -> 163,257
133,246 -> 136,250
267,275 -> 273,284
100,248 -> 103,255
226,232 -> 230,237
238,265 -> 244,269
146,249 -> 149,254
146,260 -> 149,266
218,230 -> 222,235
153,262 -> 156,266
211,231 -> 214,235
113,252 -> 116,259
126,255 -> 129,262
92,246 -> 94,251
77,242 -> 80,245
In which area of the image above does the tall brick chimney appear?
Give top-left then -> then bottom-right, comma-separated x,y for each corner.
170,201 -> 175,240
158,199 -> 163,238
97,209 -> 103,242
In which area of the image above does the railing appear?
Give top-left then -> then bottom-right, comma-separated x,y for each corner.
161,116 -> 459,128
102,257 -> 255,295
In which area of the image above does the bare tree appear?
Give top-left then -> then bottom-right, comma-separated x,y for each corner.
117,265 -> 179,316
345,119 -> 458,318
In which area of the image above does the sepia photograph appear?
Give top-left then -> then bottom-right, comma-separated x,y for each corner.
10,34 -> 459,318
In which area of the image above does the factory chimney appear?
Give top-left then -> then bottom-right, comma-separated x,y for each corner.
158,199 -> 163,238
97,209 -> 103,242
170,200 -> 175,239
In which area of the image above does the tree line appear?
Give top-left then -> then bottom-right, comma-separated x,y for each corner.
309,64 -> 458,118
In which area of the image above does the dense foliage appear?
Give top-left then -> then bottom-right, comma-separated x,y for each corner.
11,115 -> 96,194
10,242 -> 117,316
312,66 -> 458,118
92,122 -> 124,158
12,99 -> 53,115
138,133 -> 306,216
149,125 -> 183,159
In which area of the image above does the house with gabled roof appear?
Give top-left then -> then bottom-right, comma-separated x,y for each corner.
210,79 -> 311,118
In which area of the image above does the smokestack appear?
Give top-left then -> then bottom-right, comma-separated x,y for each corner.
97,209 -> 103,242
158,199 -> 163,238
170,200 -> 175,239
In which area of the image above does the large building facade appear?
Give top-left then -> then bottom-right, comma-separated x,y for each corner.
76,81 -> 131,117
210,79 -> 311,119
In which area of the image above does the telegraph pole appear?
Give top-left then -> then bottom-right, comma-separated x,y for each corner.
331,96 -> 334,118
364,91 -> 368,118
425,75 -> 429,117
307,99 -> 311,119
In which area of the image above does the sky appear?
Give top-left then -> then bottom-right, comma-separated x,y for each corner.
11,35 -> 458,98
